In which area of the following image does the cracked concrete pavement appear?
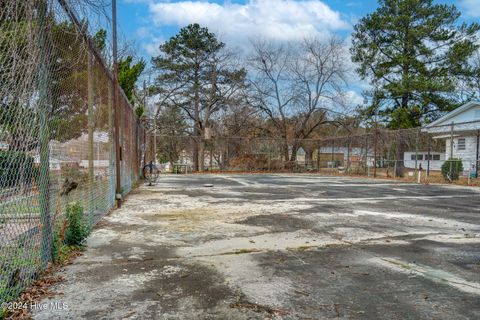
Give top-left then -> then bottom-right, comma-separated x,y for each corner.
32,174 -> 480,319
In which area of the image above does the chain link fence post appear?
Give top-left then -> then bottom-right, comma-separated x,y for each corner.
36,0 -> 53,267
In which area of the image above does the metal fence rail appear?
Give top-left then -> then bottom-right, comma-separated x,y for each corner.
0,0 -> 151,304
153,120 -> 480,185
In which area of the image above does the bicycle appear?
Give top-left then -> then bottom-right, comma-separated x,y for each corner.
143,161 -> 160,186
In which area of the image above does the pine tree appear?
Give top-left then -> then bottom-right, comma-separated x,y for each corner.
351,0 -> 479,129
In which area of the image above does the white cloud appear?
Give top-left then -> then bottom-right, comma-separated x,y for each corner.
136,27 -> 150,38
147,0 -> 350,48
344,90 -> 364,107
460,0 -> 480,17
143,35 -> 165,56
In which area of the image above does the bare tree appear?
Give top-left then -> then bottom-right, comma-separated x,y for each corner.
289,37 -> 349,161
249,37 -> 349,162
469,50 -> 480,99
248,41 -> 296,161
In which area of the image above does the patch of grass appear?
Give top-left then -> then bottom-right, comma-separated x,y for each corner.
54,245 -> 83,264
286,245 -> 317,252
218,248 -> 262,256
234,248 -> 262,255
0,307 -> 10,320
0,243 -> 41,304
381,258 -> 412,270
0,195 -> 40,220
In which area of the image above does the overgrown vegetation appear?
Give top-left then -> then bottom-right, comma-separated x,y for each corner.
64,202 -> 90,246
441,159 -> 464,181
0,243 -> 41,305
0,151 -> 35,188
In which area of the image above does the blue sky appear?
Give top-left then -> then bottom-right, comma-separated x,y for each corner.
116,0 -> 479,104
117,0 -> 478,62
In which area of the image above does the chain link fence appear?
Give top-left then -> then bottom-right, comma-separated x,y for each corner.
0,0 -> 151,304
153,120 -> 480,185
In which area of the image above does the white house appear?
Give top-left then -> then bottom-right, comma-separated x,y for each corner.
423,101 -> 480,174
403,151 -> 445,171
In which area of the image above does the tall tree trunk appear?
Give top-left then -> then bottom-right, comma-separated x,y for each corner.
395,93 -> 409,177
283,134 -> 289,162
395,140 -> 406,177
192,134 -> 199,171
290,143 -> 299,162
193,71 -> 200,171
305,150 -> 313,167
198,137 -> 205,171
209,145 -> 213,170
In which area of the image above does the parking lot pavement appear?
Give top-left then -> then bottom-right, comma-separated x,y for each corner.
33,174 -> 480,319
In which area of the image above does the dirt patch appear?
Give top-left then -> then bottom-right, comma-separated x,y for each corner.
141,208 -> 220,232
236,214 -> 312,232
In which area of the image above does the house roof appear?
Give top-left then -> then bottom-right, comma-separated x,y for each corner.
425,101 -> 480,128
423,101 -> 480,134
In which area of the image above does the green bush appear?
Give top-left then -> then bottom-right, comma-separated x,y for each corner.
441,158 -> 464,181
64,202 -> 90,246
61,164 -> 88,183
0,150 -> 34,188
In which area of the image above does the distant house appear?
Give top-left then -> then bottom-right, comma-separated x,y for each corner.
423,101 -> 480,173
403,151 -> 445,171
33,154 -> 77,171
288,147 -> 306,163
290,146 -> 365,166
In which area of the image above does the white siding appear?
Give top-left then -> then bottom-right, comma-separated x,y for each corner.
445,136 -> 479,171
404,152 -> 445,171
445,136 -> 478,160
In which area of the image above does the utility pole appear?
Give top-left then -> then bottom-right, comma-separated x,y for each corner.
143,80 -> 147,168
112,0 -> 122,207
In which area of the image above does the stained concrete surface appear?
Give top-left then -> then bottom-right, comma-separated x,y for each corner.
32,174 -> 480,319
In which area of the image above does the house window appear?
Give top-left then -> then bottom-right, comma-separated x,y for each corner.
475,109 -> 480,119
425,154 -> 441,161
457,138 -> 466,151
411,154 -> 423,160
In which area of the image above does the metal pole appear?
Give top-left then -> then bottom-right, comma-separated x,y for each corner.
346,139 -> 351,174
107,74 -> 115,206
414,130 -> 419,179
154,120 -> 157,165
112,0 -> 122,207
37,0 -> 53,266
331,140 -> 335,164
468,164 -> 471,185
476,130 -> 479,178
142,81 -> 148,170
373,130 -> 377,178
449,122 -> 454,178
426,136 -> 431,177
373,102 -> 378,178
365,135 -> 369,176
88,51 -> 95,216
